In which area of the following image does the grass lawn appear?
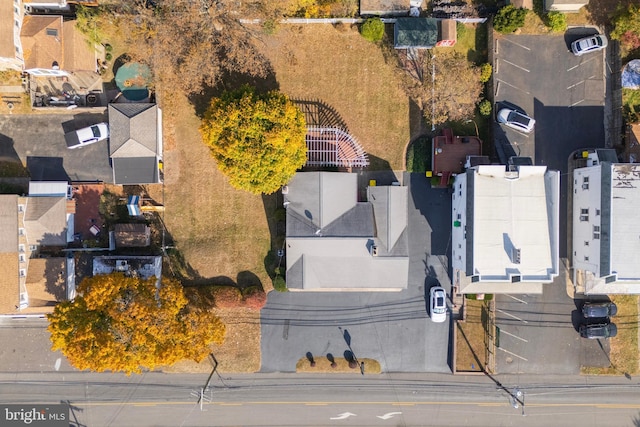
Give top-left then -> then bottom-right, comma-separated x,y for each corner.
456,299 -> 491,373
296,356 -> 381,374
259,24 -> 415,170
582,295 -> 639,376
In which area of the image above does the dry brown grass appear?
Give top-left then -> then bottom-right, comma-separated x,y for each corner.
258,24 -> 416,170
582,295 -> 639,376
164,308 -> 261,373
456,300 -> 490,373
160,93 -> 273,287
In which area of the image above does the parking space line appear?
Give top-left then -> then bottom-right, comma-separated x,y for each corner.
495,78 -> 530,95
499,38 -> 531,51
496,309 -> 529,324
567,80 -> 584,90
571,99 -> 584,107
499,329 -> 528,343
567,64 -> 580,72
498,347 -> 528,361
500,59 -> 530,72
504,294 -> 528,304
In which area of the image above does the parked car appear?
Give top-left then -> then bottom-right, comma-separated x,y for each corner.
571,34 -> 608,56
582,302 -> 617,319
65,122 -> 109,149
579,323 -> 617,339
429,286 -> 447,323
497,108 -> 536,134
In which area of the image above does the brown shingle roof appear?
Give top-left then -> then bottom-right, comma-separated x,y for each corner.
0,0 -> 17,59
0,253 -> 20,314
114,223 -> 151,247
24,197 -> 68,246
20,15 -> 63,70
0,195 -> 18,253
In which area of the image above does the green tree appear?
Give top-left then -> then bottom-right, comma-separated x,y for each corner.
544,11 -> 567,32
493,5 -> 528,34
478,99 -> 492,117
479,63 -> 492,83
406,51 -> 483,126
611,4 -> 640,51
360,18 -> 385,42
200,86 -> 307,195
47,274 -> 225,375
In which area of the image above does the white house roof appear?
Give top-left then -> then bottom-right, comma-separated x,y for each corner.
28,181 -> 68,197
472,165 -> 558,281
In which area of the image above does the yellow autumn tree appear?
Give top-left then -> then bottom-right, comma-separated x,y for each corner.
47,273 -> 225,375
200,85 -> 307,195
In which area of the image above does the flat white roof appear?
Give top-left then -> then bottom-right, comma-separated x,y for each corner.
473,165 -> 557,280
610,164 -> 640,278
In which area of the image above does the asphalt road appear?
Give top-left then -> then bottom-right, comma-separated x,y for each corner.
0,112 -> 113,182
1,372 -> 640,426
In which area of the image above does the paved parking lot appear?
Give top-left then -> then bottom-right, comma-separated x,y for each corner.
495,263 -> 610,374
0,111 -> 112,182
260,173 -> 453,373
492,31 -> 610,374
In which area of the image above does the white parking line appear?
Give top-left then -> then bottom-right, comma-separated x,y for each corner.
571,99 -> 584,107
500,38 -> 531,51
501,59 -> 530,72
498,347 -> 529,361
496,309 -> 529,324
504,294 -> 528,304
567,80 -> 584,90
495,78 -> 530,95
499,329 -> 528,343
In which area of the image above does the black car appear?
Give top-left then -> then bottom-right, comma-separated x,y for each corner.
579,323 -> 617,339
582,302 -> 617,318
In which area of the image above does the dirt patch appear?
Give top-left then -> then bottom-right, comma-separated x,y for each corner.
456,299 -> 492,373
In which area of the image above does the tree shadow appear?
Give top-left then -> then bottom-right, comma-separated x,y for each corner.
188,67 -> 280,118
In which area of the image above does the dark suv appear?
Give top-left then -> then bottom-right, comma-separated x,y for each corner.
579,323 -> 617,339
582,302 -> 617,319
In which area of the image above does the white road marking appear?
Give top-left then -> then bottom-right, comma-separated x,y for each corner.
377,412 -> 403,420
504,294 -> 528,304
499,329 -> 528,343
498,347 -> 529,361
501,59 -> 530,72
495,78 -> 530,95
330,412 -> 357,420
496,309 -> 529,324
567,64 -> 580,72
571,99 -> 585,107
500,38 -> 531,51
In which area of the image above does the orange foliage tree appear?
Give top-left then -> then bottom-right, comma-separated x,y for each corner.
47,273 -> 225,375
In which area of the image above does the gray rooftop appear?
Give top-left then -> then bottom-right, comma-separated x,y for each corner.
24,196 -> 68,246
0,195 -> 19,253
285,172 -> 409,290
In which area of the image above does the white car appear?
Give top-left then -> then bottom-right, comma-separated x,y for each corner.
65,122 -> 109,149
429,286 -> 447,323
497,108 -> 535,134
571,34 -> 608,56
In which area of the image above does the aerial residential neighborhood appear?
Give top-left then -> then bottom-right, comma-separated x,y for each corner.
1,0 -> 640,425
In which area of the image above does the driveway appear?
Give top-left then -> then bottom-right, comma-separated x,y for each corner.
0,112 -> 112,182
260,173 -> 452,373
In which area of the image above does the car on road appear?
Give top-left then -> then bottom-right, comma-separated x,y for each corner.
497,108 -> 535,134
571,34 -> 608,56
582,302 -> 617,319
66,122 -> 109,149
429,286 -> 447,323
579,322 -> 617,339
